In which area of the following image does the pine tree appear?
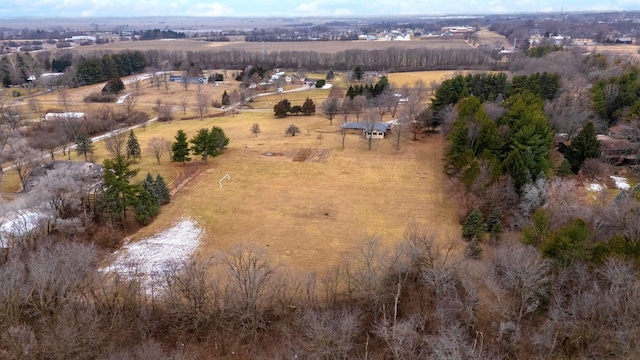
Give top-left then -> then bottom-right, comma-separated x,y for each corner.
302,97 -> 315,115
221,90 -> 230,106
100,155 -> 139,223
134,186 -> 159,225
142,172 -> 157,203
486,209 -> 503,242
462,207 -> 486,242
154,174 -> 171,204
171,129 -> 191,164
126,130 -> 142,162
566,122 -> 601,174
75,133 -> 95,161
190,128 -> 214,163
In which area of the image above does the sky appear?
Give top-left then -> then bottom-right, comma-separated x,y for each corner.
0,0 -> 638,19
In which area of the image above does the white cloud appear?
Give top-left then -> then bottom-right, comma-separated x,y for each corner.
189,2 -> 236,16
334,8 -> 352,16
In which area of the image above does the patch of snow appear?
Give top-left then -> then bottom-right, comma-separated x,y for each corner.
587,183 -> 604,192
0,210 -> 44,248
611,176 -> 630,190
116,93 -> 131,104
104,219 -> 203,291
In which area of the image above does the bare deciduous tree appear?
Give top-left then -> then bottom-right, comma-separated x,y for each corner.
147,136 -> 170,164
57,88 -> 70,111
104,130 -> 127,158
491,244 -> 551,322
4,138 -> 42,190
195,93 -> 209,120
319,96 -> 342,125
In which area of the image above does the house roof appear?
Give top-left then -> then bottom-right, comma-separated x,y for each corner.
342,122 -> 391,132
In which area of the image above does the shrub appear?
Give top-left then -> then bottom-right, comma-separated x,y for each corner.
84,92 -> 117,103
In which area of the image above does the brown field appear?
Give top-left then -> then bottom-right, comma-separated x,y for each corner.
580,44 -> 640,59
125,111 -> 459,274
473,28 -> 512,49
2,70 -> 465,273
66,38 -> 472,55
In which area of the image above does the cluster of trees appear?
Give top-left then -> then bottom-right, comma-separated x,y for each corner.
431,72 -> 560,112
137,29 -> 186,40
591,66 -> 640,125
171,127 -> 229,165
345,75 -> 390,99
2,217 -> 640,358
75,51 -> 147,86
273,98 -> 316,117
98,155 -> 170,225
445,94 -> 554,192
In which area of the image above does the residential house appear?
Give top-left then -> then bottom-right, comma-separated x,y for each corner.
342,122 -> 391,139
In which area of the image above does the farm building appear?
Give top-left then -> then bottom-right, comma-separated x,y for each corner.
342,122 -> 391,139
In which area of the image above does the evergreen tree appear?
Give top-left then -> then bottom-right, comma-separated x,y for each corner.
326,69 -> 335,80
100,155 -> 139,223
462,207 -> 486,242
154,174 -> 171,204
555,159 -> 573,177
221,90 -> 230,106
566,122 -> 601,174
134,186 -> 160,225
210,126 -> 229,154
75,133 -> 95,161
102,77 -> 125,95
141,172 -> 157,202
301,97 -> 315,115
486,209 -> 503,241
190,128 -> 214,163
126,130 -> 142,162
274,99 -> 291,117
172,130 -> 191,164
503,150 -> 531,192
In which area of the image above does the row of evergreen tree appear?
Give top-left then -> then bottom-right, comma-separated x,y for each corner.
171,127 -> 230,165
75,51 -> 147,86
345,75 -> 390,99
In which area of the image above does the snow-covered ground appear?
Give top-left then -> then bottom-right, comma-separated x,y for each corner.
587,183 -> 604,192
610,176 -> 630,190
104,219 -> 203,291
116,93 -> 131,104
0,210 -> 44,248
587,176 -> 631,192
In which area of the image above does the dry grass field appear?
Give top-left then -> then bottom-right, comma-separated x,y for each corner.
2,70 -> 465,273
126,111 -> 459,273
583,44 -> 640,59
67,38 -> 472,55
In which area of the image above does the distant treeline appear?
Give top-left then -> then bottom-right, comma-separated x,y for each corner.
137,29 -> 186,40
143,47 -> 499,72
1,46 -> 498,88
